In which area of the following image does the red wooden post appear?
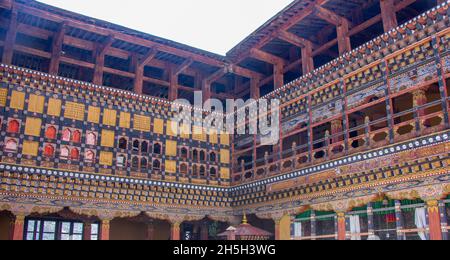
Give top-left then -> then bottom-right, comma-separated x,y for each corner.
337,213 -> 346,241
170,222 -> 181,241
427,200 -> 443,240
100,220 -> 110,241
380,0 -> 398,32
11,214 -> 26,241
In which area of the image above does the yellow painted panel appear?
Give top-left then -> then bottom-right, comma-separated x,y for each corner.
134,114 -> 151,132
22,141 -> 39,156
220,168 -> 230,179
165,160 -> 177,173
166,140 -> 177,156
193,126 -> 206,142
119,112 -> 131,128
220,133 -> 230,145
103,109 -> 117,126
220,149 -> 230,164
24,117 -> 42,137
10,91 -> 25,110
180,123 -> 190,139
47,98 -> 62,117
153,118 -> 164,134
0,88 -> 7,106
99,151 -> 113,166
166,120 -> 178,137
87,106 -> 100,123
209,129 -> 218,144
28,94 -> 45,114
64,102 -> 85,121
101,130 -> 115,147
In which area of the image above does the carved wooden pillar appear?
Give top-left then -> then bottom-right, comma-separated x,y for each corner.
274,63 -> 284,90
274,214 -> 291,240
413,88 -> 427,117
427,200 -> 443,240
336,212 -> 346,240
330,119 -> 343,144
83,222 -> 92,241
99,219 -> 111,241
170,222 -> 182,241
11,214 -> 26,241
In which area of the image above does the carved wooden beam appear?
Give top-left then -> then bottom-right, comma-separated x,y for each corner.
174,58 -> 193,76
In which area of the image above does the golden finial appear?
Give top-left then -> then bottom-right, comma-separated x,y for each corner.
242,211 -> 248,224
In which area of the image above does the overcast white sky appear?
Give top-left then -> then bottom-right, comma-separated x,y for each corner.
37,0 -> 293,55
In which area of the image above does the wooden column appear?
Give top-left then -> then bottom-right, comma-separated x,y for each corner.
2,7 -> 18,65
99,219 -> 111,241
380,0 -> 398,32
146,221 -> 155,240
48,22 -> 66,75
200,223 -> 209,241
202,80 -> 212,103
168,68 -> 178,101
274,214 -> 291,240
301,41 -> 314,75
330,119 -> 343,144
11,214 -> 26,241
83,222 -> 92,241
337,213 -> 346,240
337,19 -> 351,55
170,222 -> 182,241
93,36 -> 114,85
250,77 -> 260,99
413,88 -> 427,118
274,63 -> 284,89
133,48 -> 158,94
427,200 -> 443,240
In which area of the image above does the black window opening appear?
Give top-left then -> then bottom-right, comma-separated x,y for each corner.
24,218 -> 99,240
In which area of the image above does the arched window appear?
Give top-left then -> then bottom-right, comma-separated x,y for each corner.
200,151 -> 206,161
210,167 -> 217,177
200,166 -> 206,176
209,152 -> 216,162
7,120 -> 20,134
141,157 -> 148,170
131,156 -> 139,169
60,146 -> 69,159
62,129 -> 72,142
117,155 -> 126,167
181,148 -> 188,159
86,132 -> 96,146
153,143 -> 161,154
85,150 -> 95,163
153,160 -> 161,170
5,139 -> 18,152
70,148 -> 79,160
180,163 -> 188,174
193,165 -> 198,176
43,144 -> 55,157
72,130 -> 81,143
132,140 -> 140,152
118,137 -> 128,149
141,141 -> 148,153
193,150 -> 198,161
45,126 -> 57,139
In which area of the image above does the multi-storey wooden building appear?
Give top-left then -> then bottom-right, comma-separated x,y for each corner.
0,0 -> 449,240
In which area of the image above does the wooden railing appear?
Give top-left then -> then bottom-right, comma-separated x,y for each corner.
232,104 -> 447,183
